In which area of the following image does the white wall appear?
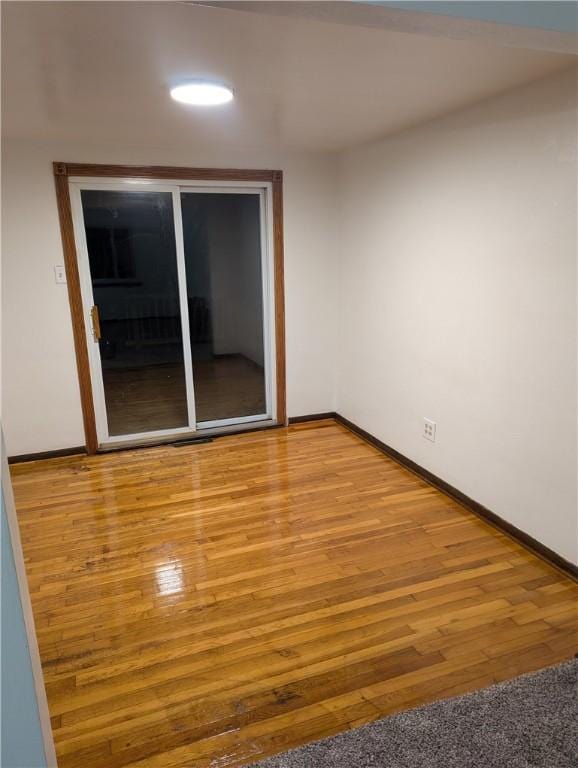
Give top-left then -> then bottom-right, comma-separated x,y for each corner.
1,139 -> 338,455
233,196 -> 266,366
336,67 -> 578,564
205,194 -> 265,366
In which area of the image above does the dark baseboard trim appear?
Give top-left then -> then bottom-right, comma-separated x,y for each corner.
288,412 -> 337,424
8,446 -> 87,464
334,413 -> 578,582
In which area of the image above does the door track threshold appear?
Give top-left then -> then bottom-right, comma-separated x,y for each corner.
172,437 -> 214,447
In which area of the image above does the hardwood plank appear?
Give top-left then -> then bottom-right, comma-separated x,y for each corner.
11,420 -> 578,768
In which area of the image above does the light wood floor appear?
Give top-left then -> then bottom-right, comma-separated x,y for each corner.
11,420 -> 577,768
103,355 -> 266,435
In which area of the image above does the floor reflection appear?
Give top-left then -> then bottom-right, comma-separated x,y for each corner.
155,560 -> 184,596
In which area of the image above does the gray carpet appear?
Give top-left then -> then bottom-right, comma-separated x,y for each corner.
250,660 -> 577,767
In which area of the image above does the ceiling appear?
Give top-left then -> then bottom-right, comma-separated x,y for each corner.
2,1 -> 574,153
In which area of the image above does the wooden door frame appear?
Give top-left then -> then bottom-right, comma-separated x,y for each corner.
53,162 -> 286,454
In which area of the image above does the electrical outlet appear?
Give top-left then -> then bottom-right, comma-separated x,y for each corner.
423,418 -> 436,442
54,265 -> 67,284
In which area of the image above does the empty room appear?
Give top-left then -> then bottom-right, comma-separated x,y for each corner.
1,2 -> 577,767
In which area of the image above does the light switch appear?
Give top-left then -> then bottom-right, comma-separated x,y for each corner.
54,265 -> 67,284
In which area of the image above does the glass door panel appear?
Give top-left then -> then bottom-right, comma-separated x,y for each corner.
80,189 -> 189,436
180,192 -> 267,424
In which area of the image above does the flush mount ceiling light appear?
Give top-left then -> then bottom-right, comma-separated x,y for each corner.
170,81 -> 234,106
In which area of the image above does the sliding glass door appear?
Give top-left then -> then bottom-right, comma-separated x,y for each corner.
71,180 -> 274,446
180,191 -> 268,427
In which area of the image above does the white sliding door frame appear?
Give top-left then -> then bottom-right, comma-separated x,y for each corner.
180,184 -> 275,430
69,176 -> 276,448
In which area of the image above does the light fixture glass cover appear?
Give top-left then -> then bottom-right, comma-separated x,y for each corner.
170,81 -> 234,106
